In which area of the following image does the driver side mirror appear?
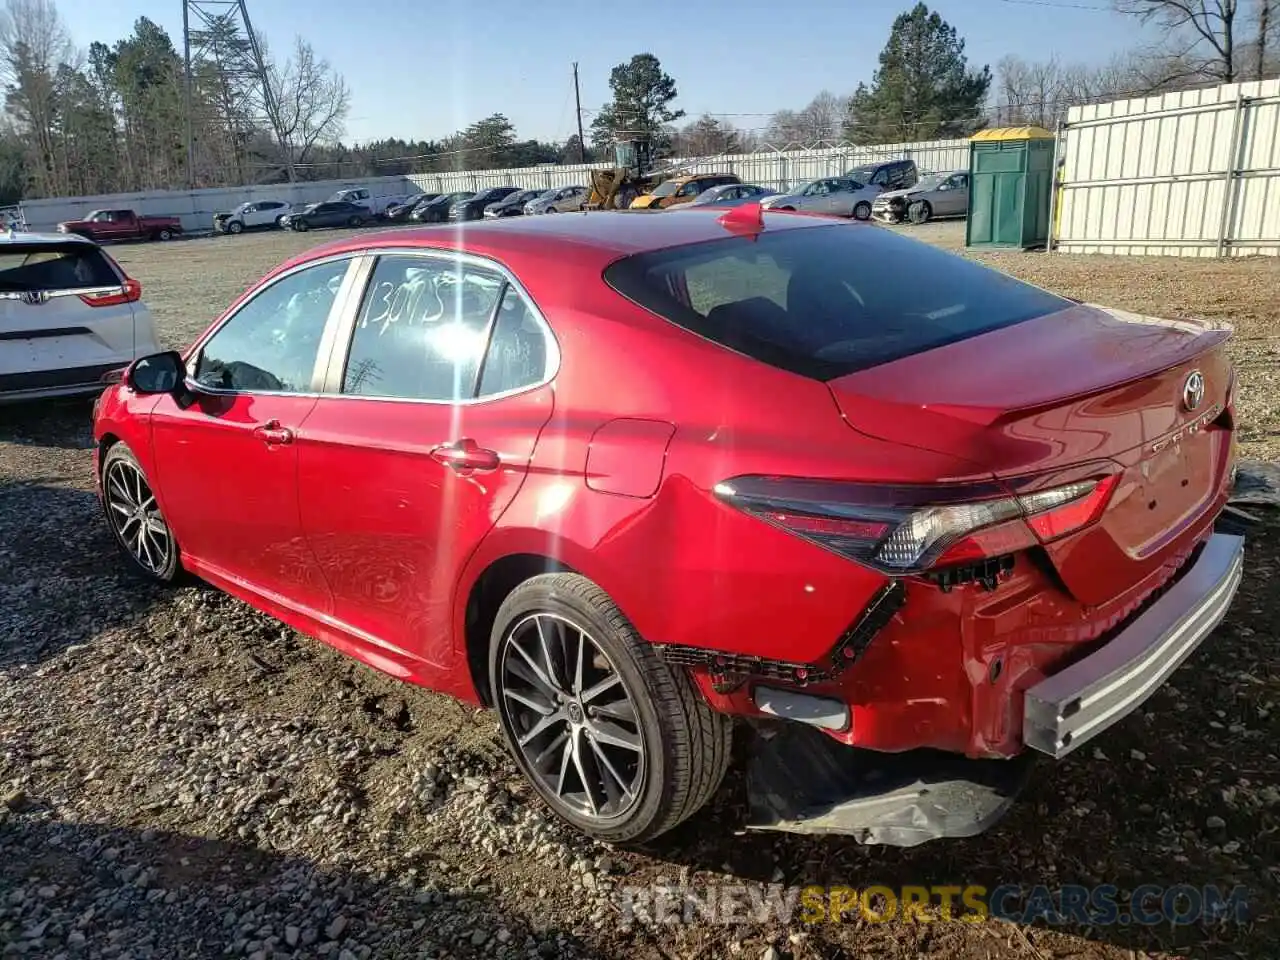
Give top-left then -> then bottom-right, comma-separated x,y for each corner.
126,350 -> 186,395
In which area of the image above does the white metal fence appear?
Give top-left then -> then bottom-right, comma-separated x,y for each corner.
13,138 -> 968,233
1054,78 -> 1280,257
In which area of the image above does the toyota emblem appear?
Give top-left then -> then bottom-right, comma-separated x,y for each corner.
1182,371 -> 1205,411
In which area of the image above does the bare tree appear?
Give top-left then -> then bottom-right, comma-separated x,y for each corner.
0,0 -> 71,195
763,91 -> 848,146
260,36 -> 350,181
996,55 -> 1068,126
1115,0 -> 1242,82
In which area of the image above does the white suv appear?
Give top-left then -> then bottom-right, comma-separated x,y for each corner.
0,231 -> 161,403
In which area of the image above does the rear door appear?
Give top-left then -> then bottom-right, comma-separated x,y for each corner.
297,251 -> 557,675
0,240 -> 142,392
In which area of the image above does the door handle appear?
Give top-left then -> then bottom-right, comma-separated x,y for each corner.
252,419 -> 295,446
431,438 -> 500,473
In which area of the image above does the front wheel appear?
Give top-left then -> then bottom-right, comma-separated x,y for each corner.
101,443 -> 181,584
908,200 -> 932,224
852,201 -> 872,221
348,216 -> 364,227
490,573 -> 732,844
227,220 -> 243,235
294,220 -> 309,232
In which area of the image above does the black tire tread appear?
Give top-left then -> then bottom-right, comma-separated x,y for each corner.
494,572 -> 732,842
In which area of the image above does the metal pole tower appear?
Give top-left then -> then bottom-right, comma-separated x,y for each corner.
181,0 -> 286,186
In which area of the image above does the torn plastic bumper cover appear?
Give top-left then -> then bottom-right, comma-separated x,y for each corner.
745,721 -> 1035,847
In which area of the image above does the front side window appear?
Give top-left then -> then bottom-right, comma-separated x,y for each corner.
341,255 -> 506,401
194,258 -> 350,393
604,224 -> 1070,380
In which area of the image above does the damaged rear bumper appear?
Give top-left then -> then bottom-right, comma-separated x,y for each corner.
1022,532 -> 1244,759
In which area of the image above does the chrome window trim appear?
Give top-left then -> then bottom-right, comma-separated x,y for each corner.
182,252 -> 364,399
318,245 -> 562,407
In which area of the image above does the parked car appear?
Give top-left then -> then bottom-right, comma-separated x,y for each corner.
629,173 -> 741,210
279,201 -> 371,232
0,231 -> 159,402
449,187 -> 521,222
484,189 -> 545,218
843,158 -> 919,192
57,209 -> 183,243
96,213 -> 1240,848
872,170 -> 970,224
325,188 -> 410,218
213,200 -> 291,235
525,185 -> 589,214
385,194 -> 440,222
681,183 -> 779,208
412,191 -> 474,223
759,176 -> 881,220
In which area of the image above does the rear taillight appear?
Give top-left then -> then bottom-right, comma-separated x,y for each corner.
714,473 -> 1119,575
79,276 -> 141,307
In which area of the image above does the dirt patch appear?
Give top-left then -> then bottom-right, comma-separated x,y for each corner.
1,224 -> 1277,959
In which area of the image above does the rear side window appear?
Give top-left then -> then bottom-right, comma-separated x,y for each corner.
603,224 -> 1070,380
0,244 -> 120,291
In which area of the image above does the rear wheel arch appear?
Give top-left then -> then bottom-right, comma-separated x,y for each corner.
464,552 -> 577,706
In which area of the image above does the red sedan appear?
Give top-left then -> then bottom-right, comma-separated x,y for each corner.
92,206 -> 1243,846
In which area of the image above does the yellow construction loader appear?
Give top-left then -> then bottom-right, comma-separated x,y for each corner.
584,134 -> 686,211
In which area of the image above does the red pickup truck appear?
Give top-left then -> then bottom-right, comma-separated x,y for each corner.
57,209 -> 183,243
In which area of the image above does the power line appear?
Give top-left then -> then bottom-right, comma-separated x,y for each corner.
992,0 -> 1111,10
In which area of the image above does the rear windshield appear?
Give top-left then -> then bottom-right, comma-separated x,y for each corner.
0,243 -> 120,292
602,223 -> 1071,380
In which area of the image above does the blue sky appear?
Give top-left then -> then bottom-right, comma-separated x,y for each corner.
56,0 -> 1147,146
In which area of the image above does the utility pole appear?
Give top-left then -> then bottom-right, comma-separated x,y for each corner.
1258,0 -> 1273,81
572,62 -> 586,163
183,1 -> 194,189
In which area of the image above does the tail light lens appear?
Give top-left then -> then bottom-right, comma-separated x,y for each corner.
715,473 -> 1119,574
80,276 -> 141,307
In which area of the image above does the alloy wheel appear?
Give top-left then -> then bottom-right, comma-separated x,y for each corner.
498,613 -> 645,821
104,459 -> 173,576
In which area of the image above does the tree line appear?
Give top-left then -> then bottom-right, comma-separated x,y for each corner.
0,0 -> 1274,203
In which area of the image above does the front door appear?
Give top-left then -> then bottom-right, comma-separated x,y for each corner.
297,253 -> 556,678
148,255 -> 356,615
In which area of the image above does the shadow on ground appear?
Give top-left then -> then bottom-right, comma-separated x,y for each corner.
0,482 -> 163,667
0,816 -> 593,958
0,397 -> 96,452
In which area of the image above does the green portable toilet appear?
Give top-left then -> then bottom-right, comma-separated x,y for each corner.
965,126 -> 1056,249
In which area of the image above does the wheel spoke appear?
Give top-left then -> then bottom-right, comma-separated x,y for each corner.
506,648 -> 560,702
518,709 -> 565,746
590,698 -> 637,724
503,685 -> 555,716
532,728 -> 568,769
570,730 -> 599,816
573,629 -> 585,696
587,718 -> 642,753
580,673 -> 621,704
589,737 -> 633,806
554,734 -> 573,796
535,617 -> 565,691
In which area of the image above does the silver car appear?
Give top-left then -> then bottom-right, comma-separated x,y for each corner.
758,176 -> 881,220
525,185 -> 589,214
872,171 -> 970,224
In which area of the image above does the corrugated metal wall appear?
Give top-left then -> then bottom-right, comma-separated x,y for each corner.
15,138 -> 968,233
1055,78 -> 1280,257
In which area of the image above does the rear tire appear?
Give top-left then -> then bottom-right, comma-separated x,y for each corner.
156,228 -> 173,241
100,443 -> 182,585
852,201 -> 872,221
908,200 -> 932,224
489,573 -> 733,844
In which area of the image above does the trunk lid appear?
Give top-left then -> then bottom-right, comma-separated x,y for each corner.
827,303 -> 1234,602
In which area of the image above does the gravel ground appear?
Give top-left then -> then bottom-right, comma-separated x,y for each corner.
1,222 -> 1277,960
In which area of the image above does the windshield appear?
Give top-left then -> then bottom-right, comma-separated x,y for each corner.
913,174 -> 945,191
603,223 -> 1069,380
650,180 -> 682,198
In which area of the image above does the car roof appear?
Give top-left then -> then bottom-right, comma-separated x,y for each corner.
287,208 -> 843,271
0,230 -> 96,246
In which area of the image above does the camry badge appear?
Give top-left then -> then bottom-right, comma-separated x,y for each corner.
1182,371 -> 1205,412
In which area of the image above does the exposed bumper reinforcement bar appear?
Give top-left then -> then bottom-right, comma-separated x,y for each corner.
1023,532 -> 1245,760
